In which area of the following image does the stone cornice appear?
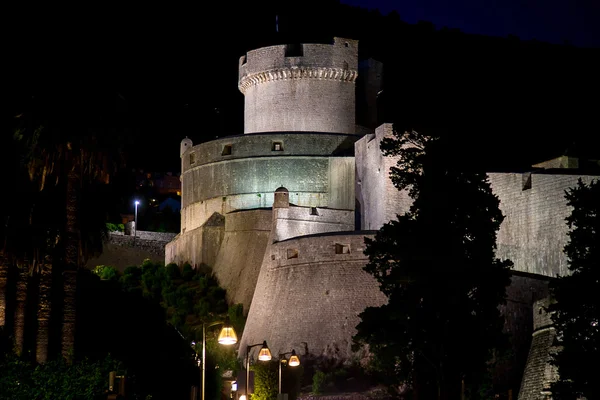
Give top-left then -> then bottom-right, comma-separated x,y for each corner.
239,66 -> 358,94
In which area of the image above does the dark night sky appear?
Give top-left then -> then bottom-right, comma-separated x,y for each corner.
342,0 -> 600,48
3,1 -> 599,173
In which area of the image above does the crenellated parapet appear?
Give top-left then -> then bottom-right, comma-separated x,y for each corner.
239,37 -> 359,134
239,37 -> 358,83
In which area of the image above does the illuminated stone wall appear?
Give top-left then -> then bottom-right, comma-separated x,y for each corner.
355,130 -> 598,278
273,205 -> 354,243
240,230 -> 387,360
239,37 -> 358,134
354,123 -> 412,230
488,173 -> 598,277
179,133 -> 358,232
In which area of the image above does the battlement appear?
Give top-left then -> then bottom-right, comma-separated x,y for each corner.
239,37 -> 358,94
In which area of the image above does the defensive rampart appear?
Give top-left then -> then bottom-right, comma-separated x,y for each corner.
239,37 -> 358,134
518,297 -> 558,400
273,205 -> 354,242
488,173 -> 597,277
85,231 -> 176,272
240,230 -> 387,361
180,133 -> 357,232
355,130 -> 597,278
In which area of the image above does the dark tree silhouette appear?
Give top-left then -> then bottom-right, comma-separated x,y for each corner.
353,128 -> 512,399
549,178 -> 600,399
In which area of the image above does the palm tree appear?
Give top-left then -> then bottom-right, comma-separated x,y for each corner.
13,91 -> 128,362
14,260 -> 30,356
36,258 -> 52,363
0,253 -> 7,328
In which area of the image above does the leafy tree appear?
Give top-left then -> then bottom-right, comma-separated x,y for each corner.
91,260 -> 246,398
353,129 -> 512,399
549,178 -> 600,399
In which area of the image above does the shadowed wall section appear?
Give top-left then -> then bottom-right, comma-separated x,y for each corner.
164,213 -> 225,268
210,209 -> 272,312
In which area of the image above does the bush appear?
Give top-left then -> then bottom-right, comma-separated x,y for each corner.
93,265 -> 120,281
106,222 -> 125,232
182,263 -> 195,281
312,370 -> 327,394
252,360 -> 278,400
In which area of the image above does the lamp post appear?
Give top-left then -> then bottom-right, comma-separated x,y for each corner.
278,350 -> 300,395
133,200 -> 140,247
245,341 -> 272,400
192,319 -> 238,400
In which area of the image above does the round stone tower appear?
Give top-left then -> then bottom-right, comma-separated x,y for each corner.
239,37 -> 358,134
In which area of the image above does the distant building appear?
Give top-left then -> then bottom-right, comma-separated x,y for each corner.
135,170 -> 181,196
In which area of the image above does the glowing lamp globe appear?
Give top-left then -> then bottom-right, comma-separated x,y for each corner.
258,341 -> 272,361
288,350 -> 300,367
217,325 -> 238,345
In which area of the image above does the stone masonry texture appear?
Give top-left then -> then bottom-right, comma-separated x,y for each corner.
239,38 -> 358,134
518,297 -> 558,400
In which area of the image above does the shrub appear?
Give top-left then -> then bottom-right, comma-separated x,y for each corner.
312,370 -> 327,394
182,263 -> 195,281
252,360 -> 278,400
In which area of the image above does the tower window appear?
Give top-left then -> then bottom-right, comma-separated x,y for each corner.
272,141 -> 283,151
287,249 -> 299,259
222,145 -> 232,156
189,152 -> 196,165
335,244 -> 351,254
310,207 -> 319,216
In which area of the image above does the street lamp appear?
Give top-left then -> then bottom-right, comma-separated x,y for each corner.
245,341 -> 272,400
133,200 -> 140,247
278,350 -> 300,395
192,319 -> 238,400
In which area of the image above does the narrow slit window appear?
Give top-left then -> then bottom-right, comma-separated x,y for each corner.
189,152 -> 196,165
310,207 -> 319,216
222,145 -> 232,156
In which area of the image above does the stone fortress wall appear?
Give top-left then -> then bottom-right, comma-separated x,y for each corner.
489,172 -> 598,277
518,297 -> 558,400
239,37 -> 358,134
355,124 -> 413,230
178,132 -> 358,231
242,226 -> 386,360
165,36 -> 599,398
